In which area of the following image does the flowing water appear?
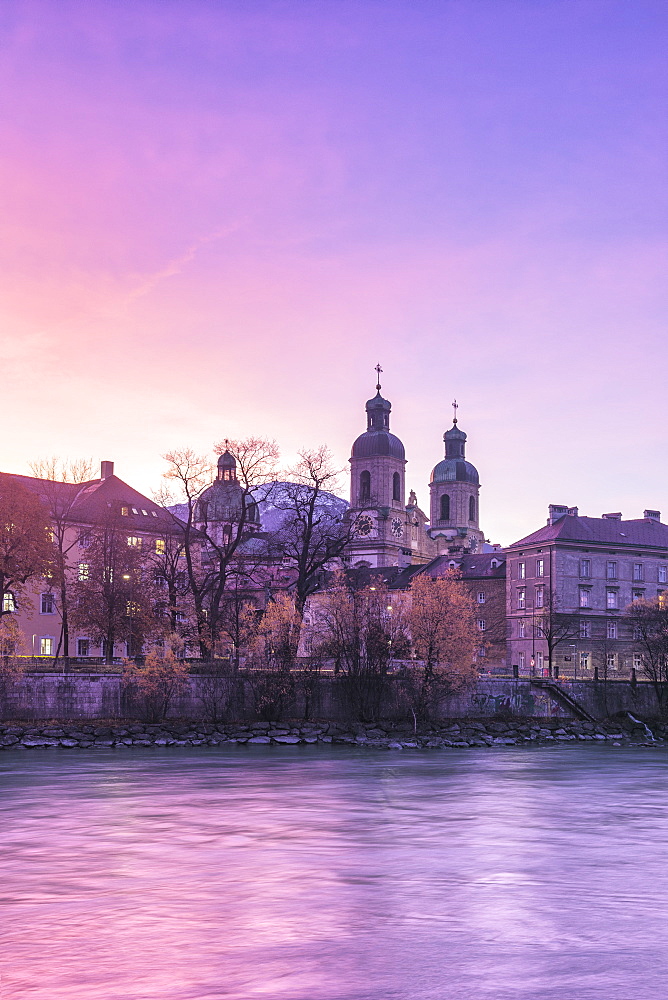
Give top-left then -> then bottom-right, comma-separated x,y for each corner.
1,745 -> 667,1000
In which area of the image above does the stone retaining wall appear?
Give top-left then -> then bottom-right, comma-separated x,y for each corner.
1,716 -> 665,751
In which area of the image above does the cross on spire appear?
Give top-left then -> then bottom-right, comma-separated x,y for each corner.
375,363 -> 383,392
452,399 -> 458,424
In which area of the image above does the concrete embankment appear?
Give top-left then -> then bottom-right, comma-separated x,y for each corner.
1,716 -> 664,750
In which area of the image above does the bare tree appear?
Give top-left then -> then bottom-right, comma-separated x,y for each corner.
628,598 -> 668,711
532,593 -> 581,678
0,475 -> 55,622
28,457 -> 95,662
271,446 -> 353,616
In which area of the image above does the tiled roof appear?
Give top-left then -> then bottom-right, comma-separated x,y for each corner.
414,553 -> 506,581
510,514 -> 668,550
0,471 -> 184,535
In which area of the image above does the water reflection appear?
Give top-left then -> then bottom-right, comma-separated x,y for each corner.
1,746 -> 667,999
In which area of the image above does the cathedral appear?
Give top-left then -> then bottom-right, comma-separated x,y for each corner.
345,371 -> 486,569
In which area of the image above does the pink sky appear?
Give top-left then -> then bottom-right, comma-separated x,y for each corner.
1,0 -> 666,544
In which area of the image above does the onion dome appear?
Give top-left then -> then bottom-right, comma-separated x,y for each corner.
351,390 -> 405,461
430,420 -> 479,484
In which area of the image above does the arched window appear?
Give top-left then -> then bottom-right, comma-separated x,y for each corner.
469,496 -> 476,522
360,470 -> 371,501
392,472 -> 401,502
440,494 -> 450,521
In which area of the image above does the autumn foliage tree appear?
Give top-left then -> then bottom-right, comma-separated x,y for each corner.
246,593 -> 300,719
122,637 -> 190,722
402,573 -> 478,720
0,475 -> 54,621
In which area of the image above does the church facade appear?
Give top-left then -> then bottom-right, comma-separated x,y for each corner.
344,374 -> 488,569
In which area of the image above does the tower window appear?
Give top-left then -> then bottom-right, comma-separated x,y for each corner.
360,471 -> 371,502
440,494 -> 450,521
392,472 -> 401,502
469,496 -> 476,522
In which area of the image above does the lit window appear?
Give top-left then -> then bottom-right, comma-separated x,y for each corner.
580,620 -> 591,639
607,620 -> 617,640
659,565 -> 667,584
77,639 -> 90,657
141,509 -> 149,516
2,592 -> 16,613
579,587 -> 591,608
78,563 -> 89,581
536,558 -> 544,577
517,588 -> 526,610
126,601 -> 140,616
606,589 -> 618,609
535,585 -> 544,608
606,561 -> 617,580
477,592 -> 485,604
40,593 -> 55,614
477,620 -> 486,631
155,539 -> 165,556
46,528 -> 54,543
40,637 -> 54,656
580,558 -> 591,579
518,562 -> 525,580
121,506 -> 130,517
127,536 -> 141,548
633,563 -> 644,582
518,620 -> 525,638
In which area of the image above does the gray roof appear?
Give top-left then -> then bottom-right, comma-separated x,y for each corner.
430,458 -> 479,485
351,430 -> 405,461
510,514 -> 668,550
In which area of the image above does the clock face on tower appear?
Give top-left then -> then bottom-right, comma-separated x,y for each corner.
356,514 -> 374,537
391,518 -> 404,538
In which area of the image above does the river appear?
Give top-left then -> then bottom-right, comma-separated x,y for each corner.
0,745 -> 667,999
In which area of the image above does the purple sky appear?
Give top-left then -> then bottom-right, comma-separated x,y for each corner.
1,0 -> 666,544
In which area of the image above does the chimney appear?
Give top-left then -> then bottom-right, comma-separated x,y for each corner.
100,461 -> 114,480
548,504 -> 575,525
644,509 -> 661,522
602,512 -> 622,521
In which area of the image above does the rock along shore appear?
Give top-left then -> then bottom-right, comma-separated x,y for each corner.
0,717 -> 665,750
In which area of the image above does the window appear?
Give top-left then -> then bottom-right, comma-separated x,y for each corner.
360,471 -> 371,502
580,620 -> 591,639
607,620 -> 617,640
633,563 -> 644,582
536,558 -> 544,577
40,637 -> 54,656
633,624 -> 643,641
131,507 -> 140,515
40,593 -> 55,614
127,535 -> 141,548
477,592 -> 486,604
2,592 -> 16,613
518,651 -> 525,671
518,620 -> 526,638
477,644 -> 486,657
79,530 -> 91,548
536,650 -> 544,671
477,620 -> 486,631
392,472 -> 401,502
153,569 -> 166,587
606,589 -> 618,609
440,494 -> 450,521
632,590 -> 644,601
77,639 -> 90,657
121,506 -> 129,516
517,588 -> 526,610
126,600 -> 140,616
633,652 -> 643,670
579,651 -> 590,671
606,560 -> 617,580
78,563 -> 89,581
535,585 -> 544,608
468,496 -> 476,522
579,587 -> 591,608
155,539 -> 165,556
518,562 -> 525,580
606,652 -> 617,671
659,565 -> 668,584
580,558 -> 591,579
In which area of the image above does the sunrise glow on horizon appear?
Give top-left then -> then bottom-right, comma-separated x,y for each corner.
2,0 -> 666,546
